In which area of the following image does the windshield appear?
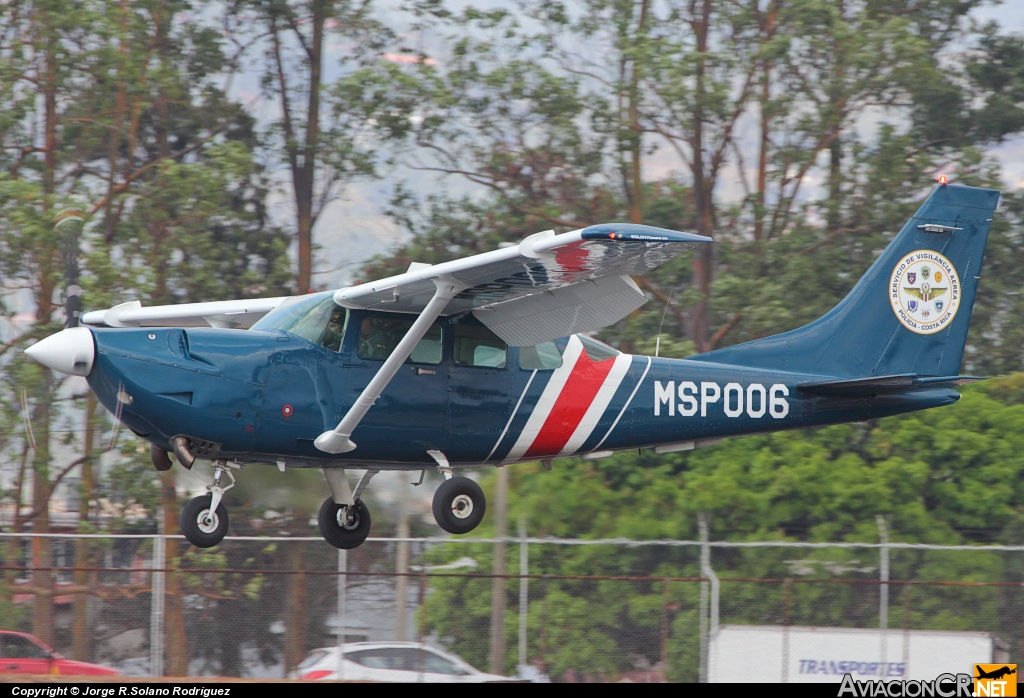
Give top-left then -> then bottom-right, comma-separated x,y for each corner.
251,292 -> 347,351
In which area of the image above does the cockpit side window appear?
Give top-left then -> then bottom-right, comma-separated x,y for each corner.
356,313 -> 443,364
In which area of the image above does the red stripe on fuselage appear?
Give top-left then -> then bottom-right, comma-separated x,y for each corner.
524,350 -> 617,458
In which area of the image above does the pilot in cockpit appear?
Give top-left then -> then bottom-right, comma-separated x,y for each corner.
320,307 -> 346,351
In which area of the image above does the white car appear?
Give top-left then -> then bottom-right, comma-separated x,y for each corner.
290,641 -> 521,682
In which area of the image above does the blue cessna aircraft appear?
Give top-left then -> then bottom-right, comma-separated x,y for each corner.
26,182 -> 998,549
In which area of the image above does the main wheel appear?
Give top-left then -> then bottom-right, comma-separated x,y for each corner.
181,494 -> 229,548
432,477 -> 486,534
318,497 -> 371,549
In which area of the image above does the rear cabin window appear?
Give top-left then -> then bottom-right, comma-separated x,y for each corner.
579,335 -> 619,361
454,324 -> 507,368
519,341 -> 563,370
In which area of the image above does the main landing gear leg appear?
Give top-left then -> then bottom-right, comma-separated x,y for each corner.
318,469 -> 377,550
181,461 -> 236,548
428,450 -> 486,535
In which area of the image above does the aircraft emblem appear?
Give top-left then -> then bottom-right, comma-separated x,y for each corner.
904,282 -> 947,303
889,251 -> 961,334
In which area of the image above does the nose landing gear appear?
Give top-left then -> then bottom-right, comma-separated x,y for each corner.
180,461 -> 236,548
180,494 -> 229,548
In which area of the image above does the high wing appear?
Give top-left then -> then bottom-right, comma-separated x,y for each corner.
334,223 -> 711,346
81,297 -> 291,329
82,223 -> 711,342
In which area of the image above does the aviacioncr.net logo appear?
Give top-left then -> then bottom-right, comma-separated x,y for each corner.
838,673 -> 973,697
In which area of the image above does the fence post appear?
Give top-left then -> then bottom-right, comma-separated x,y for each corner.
491,466 -> 508,675
396,484 -> 409,641
337,548 -> 347,679
518,518 -> 528,677
699,513 -> 709,683
150,528 -> 165,677
878,514 -> 890,677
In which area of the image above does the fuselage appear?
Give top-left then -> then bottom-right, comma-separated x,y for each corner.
84,308 -> 959,470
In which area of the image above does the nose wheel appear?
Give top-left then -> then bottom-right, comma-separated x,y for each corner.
432,476 -> 486,534
181,494 -> 229,548
180,460 -> 236,548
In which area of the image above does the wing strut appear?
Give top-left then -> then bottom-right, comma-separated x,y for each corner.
314,278 -> 467,454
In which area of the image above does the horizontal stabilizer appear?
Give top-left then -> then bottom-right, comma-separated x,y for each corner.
797,374 -> 985,397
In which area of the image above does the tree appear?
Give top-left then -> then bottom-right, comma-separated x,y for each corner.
231,0 -> 408,293
0,0 -> 293,658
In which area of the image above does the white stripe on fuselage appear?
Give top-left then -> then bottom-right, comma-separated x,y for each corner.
590,355 -> 650,453
558,353 -> 634,456
504,336 -> 585,461
485,368 -> 537,463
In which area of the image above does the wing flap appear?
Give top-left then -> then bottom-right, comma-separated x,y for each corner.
475,274 -> 646,346
797,374 -> 985,397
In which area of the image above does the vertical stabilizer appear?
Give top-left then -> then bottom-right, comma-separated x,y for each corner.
691,183 -> 1000,377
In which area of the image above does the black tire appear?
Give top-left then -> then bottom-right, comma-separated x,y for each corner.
432,477 -> 486,534
180,494 -> 229,548
318,497 -> 371,549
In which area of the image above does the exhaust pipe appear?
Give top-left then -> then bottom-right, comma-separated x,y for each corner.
151,445 -> 173,472
170,435 -> 195,470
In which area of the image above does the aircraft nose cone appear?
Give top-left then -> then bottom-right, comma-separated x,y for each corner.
25,327 -> 95,376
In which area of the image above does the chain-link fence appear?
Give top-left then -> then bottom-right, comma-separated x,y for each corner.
0,532 -> 1020,682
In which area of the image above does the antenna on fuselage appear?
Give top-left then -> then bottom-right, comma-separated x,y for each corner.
654,290 -> 673,358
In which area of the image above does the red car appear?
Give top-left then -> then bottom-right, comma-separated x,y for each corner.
0,630 -> 119,676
